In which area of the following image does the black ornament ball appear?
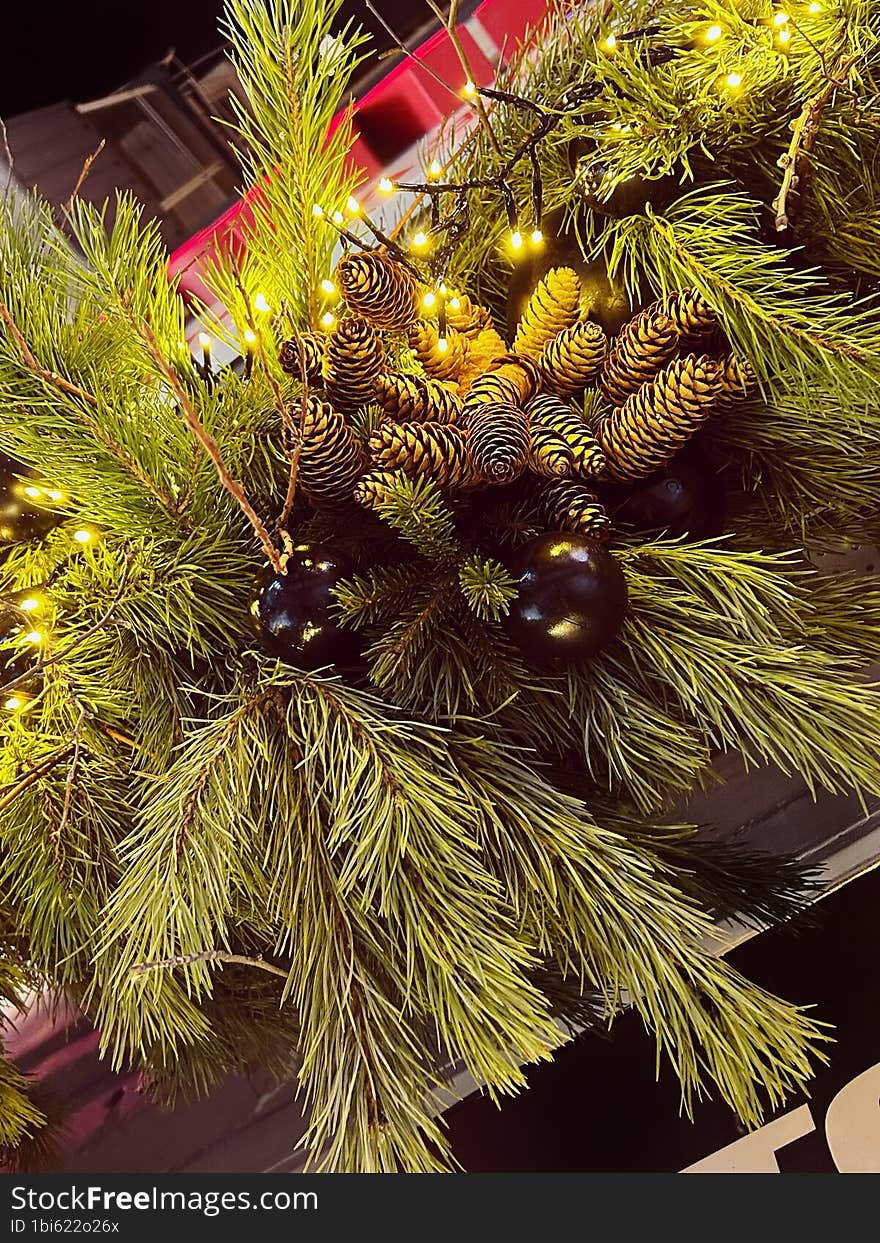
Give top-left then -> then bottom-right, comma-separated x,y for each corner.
251,543 -> 360,671
608,458 -> 726,541
501,533 -> 628,665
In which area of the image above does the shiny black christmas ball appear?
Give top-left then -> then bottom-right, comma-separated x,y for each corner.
608,458 -> 726,541
501,533 -> 628,665
251,543 -> 360,671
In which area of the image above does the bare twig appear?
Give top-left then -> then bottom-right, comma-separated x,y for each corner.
61,139 -> 106,217
137,319 -> 283,572
0,544 -> 137,698
364,1 -> 462,104
1,116 -> 14,201
0,746 -> 75,814
130,948 -> 288,980
0,303 -> 180,515
55,706 -> 86,857
425,0 -> 502,157
773,53 -> 861,232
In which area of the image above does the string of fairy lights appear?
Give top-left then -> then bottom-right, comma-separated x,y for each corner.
186,5 -> 831,370
0,3 -> 836,717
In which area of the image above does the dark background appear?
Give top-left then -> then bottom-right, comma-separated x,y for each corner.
446,865 -> 880,1172
0,0 -> 438,116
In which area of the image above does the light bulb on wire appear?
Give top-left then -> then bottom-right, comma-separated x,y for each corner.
705,24 -> 723,42
378,177 -> 395,195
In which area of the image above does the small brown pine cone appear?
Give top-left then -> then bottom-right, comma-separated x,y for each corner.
598,354 -> 723,481
649,288 -> 717,348
715,353 -> 757,412
541,321 -> 608,397
296,397 -> 368,510
462,355 -> 540,414
513,267 -> 582,359
467,402 -> 531,485
279,332 -> 324,381
369,421 -> 471,488
525,394 -> 607,478
376,374 -> 462,424
457,326 -> 510,392
323,316 -> 385,414
600,309 -> 679,406
334,249 -> 419,330
535,478 -> 611,540
353,469 -> 405,510
445,293 -> 493,337
408,320 -> 469,382
528,423 -> 574,478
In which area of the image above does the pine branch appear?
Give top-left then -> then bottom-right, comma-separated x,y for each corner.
130,949 -> 288,980
0,303 -> 180,516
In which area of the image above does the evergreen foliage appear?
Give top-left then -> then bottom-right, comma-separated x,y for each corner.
1,0 -> 879,1172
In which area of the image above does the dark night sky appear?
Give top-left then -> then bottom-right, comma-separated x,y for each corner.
0,0 -> 430,117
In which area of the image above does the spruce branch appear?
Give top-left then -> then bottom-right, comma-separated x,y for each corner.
0,544 -> 136,699
458,554 -> 518,621
0,303 -> 180,516
136,320 -> 283,573
0,746 -> 75,815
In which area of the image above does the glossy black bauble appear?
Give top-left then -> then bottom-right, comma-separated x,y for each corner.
501,533 -> 628,665
608,458 -> 726,541
252,544 -> 360,671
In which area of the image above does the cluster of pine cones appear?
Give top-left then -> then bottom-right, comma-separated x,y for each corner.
278,248 -> 754,542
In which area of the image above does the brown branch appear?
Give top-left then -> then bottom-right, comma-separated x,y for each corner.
0,746 -> 75,814
426,0 -> 502,157
129,949 -> 288,980
55,706 -> 86,858
137,319 -> 282,573
773,53 -> 861,232
0,544 -> 137,698
62,139 -> 106,217
0,303 -> 180,515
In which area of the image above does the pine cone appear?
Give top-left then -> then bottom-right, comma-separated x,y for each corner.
334,249 -> 419,331
467,402 -> 530,485
600,309 -> 679,406
279,332 -> 324,381
457,325 -> 509,392
535,478 -> 611,540
296,397 -> 367,510
462,355 -> 540,412
525,394 -> 606,478
323,317 -> 385,414
528,423 -> 574,478
541,320 -> 608,397
408,320 -> 469,382
376,373 -> 462,424
513,267 -> 582,359
445,293 -> 493,337
353,469 -> 405,510
369,421 -> 471,487
649,288 -> 717,347
716,353 -> 757,412
598,355 -> 723,480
